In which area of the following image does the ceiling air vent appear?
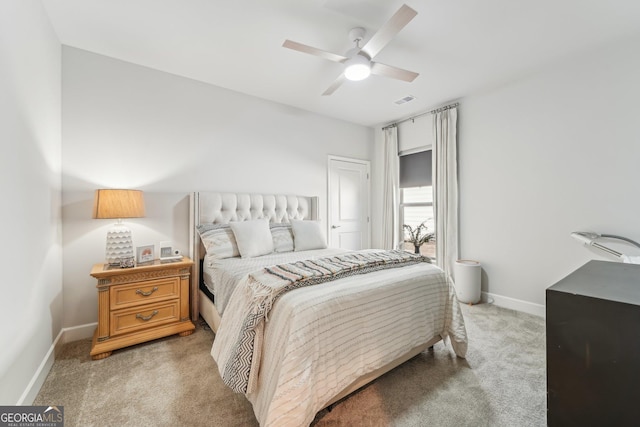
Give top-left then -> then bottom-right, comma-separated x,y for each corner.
394,95 -> 416,105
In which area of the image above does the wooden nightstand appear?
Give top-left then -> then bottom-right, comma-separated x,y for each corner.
89,257 -> 195,360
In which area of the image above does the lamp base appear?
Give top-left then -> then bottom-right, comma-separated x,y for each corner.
105,223 -> 135,266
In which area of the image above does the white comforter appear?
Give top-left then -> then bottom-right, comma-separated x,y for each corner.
203,248 -> 347,314
211,249 -> 468,426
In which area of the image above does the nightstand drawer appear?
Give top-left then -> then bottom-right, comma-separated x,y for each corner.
110,277 -> 180,310
110,300 -> 180,336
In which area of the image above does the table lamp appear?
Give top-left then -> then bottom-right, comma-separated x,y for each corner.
93,189 -> 145,266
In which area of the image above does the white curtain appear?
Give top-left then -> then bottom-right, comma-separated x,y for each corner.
433,107 -> 458,279
381,126 -> 399,249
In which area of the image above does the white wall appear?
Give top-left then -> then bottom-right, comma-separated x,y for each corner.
459,34 -> 640,313
62,47 -> 373,328
0,1 -> 62,404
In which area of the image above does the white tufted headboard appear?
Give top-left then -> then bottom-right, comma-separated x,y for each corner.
188,192 -> 319,320
196,193 -> 316,225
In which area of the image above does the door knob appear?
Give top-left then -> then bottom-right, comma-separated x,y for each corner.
332,225 -> 341,229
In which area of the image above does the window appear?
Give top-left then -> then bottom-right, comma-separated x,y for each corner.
399,150 -> 435,258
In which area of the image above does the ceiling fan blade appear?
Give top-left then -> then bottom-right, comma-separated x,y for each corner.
282,40 -> 348,63
371,62 -> 419,82
361,4 -> 417,60
322,74 -> 346,96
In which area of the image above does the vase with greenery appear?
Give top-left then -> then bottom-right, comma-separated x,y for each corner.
403,222 -> 435,254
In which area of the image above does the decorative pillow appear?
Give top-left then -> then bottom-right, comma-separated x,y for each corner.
291,220 -> 327,251
196,224 -> 239,259
230,219 -> 274,258
270,223 -> 294,253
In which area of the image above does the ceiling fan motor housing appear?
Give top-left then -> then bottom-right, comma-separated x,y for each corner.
346,47 -> 369,60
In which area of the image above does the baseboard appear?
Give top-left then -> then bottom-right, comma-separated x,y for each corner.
17,322 -> 97,405
62,322 -> 97,344
16,329 -> 63,405
481,291 -> 545,318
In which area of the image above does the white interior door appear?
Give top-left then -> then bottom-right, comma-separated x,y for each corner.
328,157 -> 370,250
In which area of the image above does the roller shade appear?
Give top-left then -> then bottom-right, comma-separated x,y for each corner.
397,114 -> 434,154
400,150 -> 431,188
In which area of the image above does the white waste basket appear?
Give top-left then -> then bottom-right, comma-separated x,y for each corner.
454,260 -> 481,304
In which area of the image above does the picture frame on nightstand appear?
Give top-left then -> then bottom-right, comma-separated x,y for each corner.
136,244 -> 154,264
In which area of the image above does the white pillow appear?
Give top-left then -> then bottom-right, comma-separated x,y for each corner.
291,220 -> 327,251
230,219 -> 274,258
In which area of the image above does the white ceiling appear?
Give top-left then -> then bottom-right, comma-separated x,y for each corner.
42,0 -> 640,127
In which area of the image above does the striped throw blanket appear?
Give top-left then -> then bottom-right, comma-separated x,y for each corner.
220,250 -> 430,394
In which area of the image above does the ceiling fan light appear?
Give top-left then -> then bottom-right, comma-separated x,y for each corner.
344,54 -> 371,81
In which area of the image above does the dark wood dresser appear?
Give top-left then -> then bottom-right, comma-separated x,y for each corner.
546,260 -> 640,426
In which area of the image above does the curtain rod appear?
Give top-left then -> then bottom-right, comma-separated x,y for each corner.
381,102 -> 459,130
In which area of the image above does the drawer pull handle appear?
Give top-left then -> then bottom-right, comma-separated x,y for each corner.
136,310 -> 159,321
136,287 -> 158,297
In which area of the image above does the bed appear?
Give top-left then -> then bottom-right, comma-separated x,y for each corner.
189,192 -> 467,426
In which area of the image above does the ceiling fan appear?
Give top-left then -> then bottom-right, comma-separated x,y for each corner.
282,4 -> 419,96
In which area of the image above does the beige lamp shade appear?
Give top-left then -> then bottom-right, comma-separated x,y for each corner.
93,189 -> 145,219
93,189 -> 145,266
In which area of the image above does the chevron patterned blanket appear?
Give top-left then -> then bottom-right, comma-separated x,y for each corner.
219,250 -> 430,394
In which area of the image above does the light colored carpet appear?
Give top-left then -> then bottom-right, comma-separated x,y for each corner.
34,303 -> 546,426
